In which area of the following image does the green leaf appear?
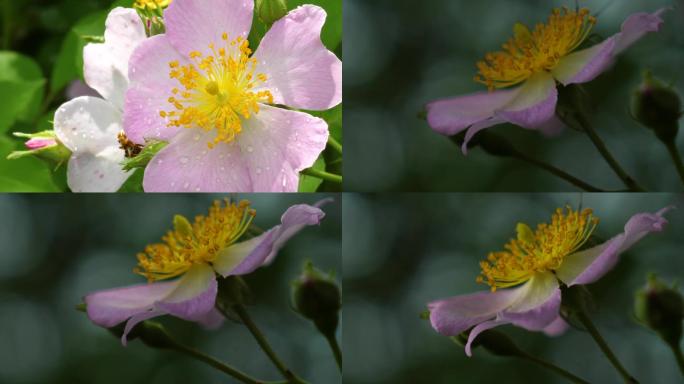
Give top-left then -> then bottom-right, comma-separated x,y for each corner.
0,136 -> 60,192
117,168 -> 144,192
121,139 -> 168,171
0,52 -> 46,132
298,155 -> 325,192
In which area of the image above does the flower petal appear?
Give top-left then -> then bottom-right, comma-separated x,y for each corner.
54,96 -> 122,153
503,287 -> 561,331
124,35 -> 186,144
83,7 -> 146,109
164,0 -> 253,57
465,319 -> 508,357
253,5 -> 342,110
84,280 -> 178,328
552,9 -> 667,86
121,308 -> 166,346
461,116 -> 505,155
142,129 -> 251,192
556,207 -> 672,286
194,308 -> 225,329
156,263 -> 218,321
426,88 -> 518,136
496,72 -> 558,129
214,201 -> 328,277
542,316 -> 569,336
66,147 -> 131,192
238,105 -> 329,192
427,288 -> 522,336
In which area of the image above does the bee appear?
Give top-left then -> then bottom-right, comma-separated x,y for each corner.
117,131 -> 143,158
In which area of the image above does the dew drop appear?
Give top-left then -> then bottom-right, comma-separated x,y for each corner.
195,187 -> 201,192
156,159 -> 163,165
256,167 -> 262,175
246,146 -> 254,153
183,182 -> 190,189
193,134 -> 200,142
220,166 -> 226,171
180,156 -> 189,164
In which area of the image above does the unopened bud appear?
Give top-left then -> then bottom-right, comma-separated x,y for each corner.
256,0 -> 288,25
292,261 -> 340,336
635,274 -> 683,347
631,71 -> 681,143
7,131 -> 71,165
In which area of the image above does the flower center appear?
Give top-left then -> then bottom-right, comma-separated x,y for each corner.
477,206 -> 599,291
161,34 -> 274,148
135,199 -> 256,281
134,0 -> 171,11
474,7 -> 596,90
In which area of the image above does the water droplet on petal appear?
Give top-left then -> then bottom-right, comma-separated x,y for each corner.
246,146 -> 254,153
194,134 -> 200,142
183,182 -> 189,189
195,187 -> 200,192
180,156 -> 189,164
256,167 -> 262,175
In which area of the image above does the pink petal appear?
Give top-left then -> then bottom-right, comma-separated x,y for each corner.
195,308 -> 225,329
502,288 -> 561,331
83,7 -> 146,109
495,72 -> 557,129
121,309 -> 165,346
426,88 -> 518,136
461,116 -> 505,154
239,105 -> 329,192
85,281 -> 179,328
427,288 -> 521,336
465,319 -> 508,357
542,316 -> 570,336
124,35 -> 186,144
142,129 -> 252,192
214,200 -> 329,277
552,9 -> 667,85
253,5 -> 342,110
557,207 -> 673,286
156,263 -> 218,321
25,138 -> 56,150
164,0 -> 253,58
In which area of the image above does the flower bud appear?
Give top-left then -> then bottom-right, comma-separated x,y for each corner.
7,131 -> 71,165
256,0 -> 288,25
291,261 -> 341,336
634,274 -> 683,347
631,71 -> 681,143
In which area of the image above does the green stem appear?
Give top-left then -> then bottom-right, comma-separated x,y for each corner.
514,151 -> 604,192
670,343 -> 684,377
519,352 -> 591,384
575,114 -> 646,191
576,310 -> 639,383
301,168 -> 342,184
173,343 -> 284,384
324,332 -> 342,373
664,141 -> 684,187
233,304 -> 308,384
327,136 -> 342,155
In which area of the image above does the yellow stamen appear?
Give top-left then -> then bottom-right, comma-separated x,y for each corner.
477,206 -> 599,291
163,34 -> 274,148
135,199 -> 256,282
475,7 -> 597,90
134,0 -> 172,11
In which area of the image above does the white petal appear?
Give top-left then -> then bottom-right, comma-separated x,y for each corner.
83,7 -> 146,109
67,147 -> 131,192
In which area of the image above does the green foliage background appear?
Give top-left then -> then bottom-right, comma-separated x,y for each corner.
0,0 -> 342,192
0,193 -> 341,384
342,193 -> 684,384
344,0 -> 683,192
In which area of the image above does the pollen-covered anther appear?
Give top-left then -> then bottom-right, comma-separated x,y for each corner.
162,33 -> 274,148
475,7 -> 597,90
476,206 -> 599,291
135,199 -> 256,282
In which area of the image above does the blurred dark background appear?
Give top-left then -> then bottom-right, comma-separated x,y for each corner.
344,0 -> 684,191
0,193 -> 341,384
342,193 -> 684,384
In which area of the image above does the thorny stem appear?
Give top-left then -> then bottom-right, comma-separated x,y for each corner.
576,310 -> 639,384
519,352 -> 591,384
664,140 -> 684,187
232,304 -> 308,384
575,113 -> 646,191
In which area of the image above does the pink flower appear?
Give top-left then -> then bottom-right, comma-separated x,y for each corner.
84,199 -> 330,345
24,138 -> 57,150
54,8 -> 146,192
426,8 -> 668,154
427,206 -> 672,356
124,0 -> 342,192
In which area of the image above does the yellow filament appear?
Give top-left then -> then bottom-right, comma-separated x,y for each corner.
134,0 -> 171,10
135,199 -> 256,281
162,34 -> 274,148
477,206 -> 599,291
474,7 -> 597,90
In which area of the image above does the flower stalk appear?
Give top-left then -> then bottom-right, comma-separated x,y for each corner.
301,168 -> 342,184
231,304 -> 309,384
327,136 -> 342,155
